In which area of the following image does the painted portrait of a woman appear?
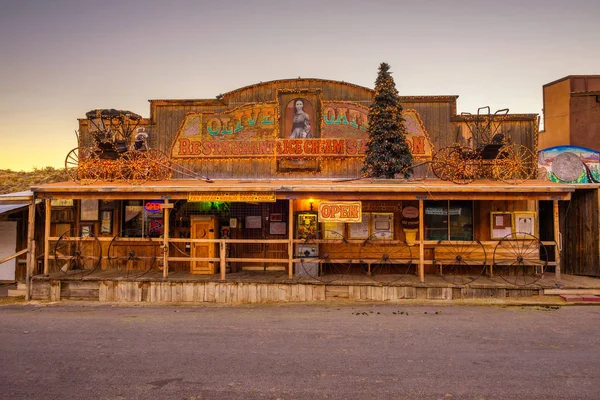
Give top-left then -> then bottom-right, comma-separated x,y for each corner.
288,98 -> 312,139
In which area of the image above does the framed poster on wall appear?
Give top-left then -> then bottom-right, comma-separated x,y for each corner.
100,210 -> 112,235
514,211 -> 537,237
269,222 -> 287,235
80,222 -> 94,237
371,213 -> 394,239
322,222 -> 345,239
80,199 -> 99,221
348,213 -> 370,240
245,216 -> 262,229
491,212 -> 513,239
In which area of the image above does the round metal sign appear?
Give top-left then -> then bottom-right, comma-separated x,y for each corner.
551,152 -> 584,182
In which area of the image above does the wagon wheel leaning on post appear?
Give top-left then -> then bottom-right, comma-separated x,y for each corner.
108,229 -> 161,278
493,232 -> 548,286
435,239 -> 487,285
299,230 -> 352,283
53,228 -> 102,279
492,143 -> 536,184
359,232 -> 413,284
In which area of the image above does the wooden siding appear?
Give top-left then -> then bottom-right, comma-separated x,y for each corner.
32,279 -> 547,303
562,188 -> 600,277
74,79 -> 538,181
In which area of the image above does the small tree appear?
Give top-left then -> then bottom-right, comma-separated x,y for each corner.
362,62 -> 413,179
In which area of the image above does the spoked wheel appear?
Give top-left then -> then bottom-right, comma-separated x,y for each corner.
65,147 -> 98,183
121,151 -> 150,185
53,229 -> 102,278
94,157 -> 122,182
492,144 -> 536,184
108,230 -> 160,278
436,239 -> 487,285
448,147 -> 481,185
493,233 -> 548,286
144,149 -> 173,181
65,147 -> 81,182
431,146 -> 457,181
299,230 -> 352,283
359,232 -> 413,284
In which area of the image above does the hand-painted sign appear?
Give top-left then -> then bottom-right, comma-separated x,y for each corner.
188,192 -> 276,202
170,100 -> 433,160
538,146 -> 600,183
318,201 -> 362,222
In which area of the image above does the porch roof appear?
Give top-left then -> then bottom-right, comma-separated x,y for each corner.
31,179 -> 576,201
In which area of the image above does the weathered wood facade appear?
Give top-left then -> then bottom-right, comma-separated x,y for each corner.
25,78 -> 595,302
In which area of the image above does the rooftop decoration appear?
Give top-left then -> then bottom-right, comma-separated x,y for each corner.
431,106 -> 536,184
362,62 -> 413,179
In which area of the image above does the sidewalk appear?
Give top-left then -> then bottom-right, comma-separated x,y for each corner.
0,283 -> 16,297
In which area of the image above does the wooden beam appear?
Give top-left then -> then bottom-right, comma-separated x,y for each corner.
553,200 -> 562,284
162,199 -> 170,279
220,240 -> 226,280
288,199 -> 294,279
419,199 -> 425,283
28,241 -> 35,301
44,199 -> 51,276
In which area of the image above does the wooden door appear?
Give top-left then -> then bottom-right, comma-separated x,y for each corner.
190,216 -> 217,274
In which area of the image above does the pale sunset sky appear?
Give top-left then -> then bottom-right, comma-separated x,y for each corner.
0,0 -> 598,171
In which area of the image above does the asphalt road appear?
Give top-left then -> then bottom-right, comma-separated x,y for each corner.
1,303 -> 599,400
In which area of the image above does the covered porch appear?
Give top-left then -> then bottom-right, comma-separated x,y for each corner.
28,178 -> 577,301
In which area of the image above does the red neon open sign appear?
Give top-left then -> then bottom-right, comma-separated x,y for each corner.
144,201 -> 163,213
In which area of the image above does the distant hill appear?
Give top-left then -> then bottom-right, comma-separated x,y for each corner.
0,167 -> 68,195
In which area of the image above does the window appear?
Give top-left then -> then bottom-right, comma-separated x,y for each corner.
425,200 -> 473,240
121,200 -> 164,238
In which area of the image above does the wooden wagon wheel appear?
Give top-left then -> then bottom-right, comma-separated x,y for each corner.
78,151 -> 101,185
447,147 -> 481,185
65,147 -> 81,182
299,230 -> 352,282
108,230 -> 160,278
493,232 -> 548,286
53,229 -> 102,278
65,147 -> 98,183
121,151 -> 150,185
144,149 -> 173,181
359,232 -> 413,284
93,156 -> 123,182
492,144 -> 536,184
435,239 -> 487,285
431,146 -> 456,181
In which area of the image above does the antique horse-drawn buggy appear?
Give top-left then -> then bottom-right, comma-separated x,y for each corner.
65,109 -> 172,185
431,107 -> 537,184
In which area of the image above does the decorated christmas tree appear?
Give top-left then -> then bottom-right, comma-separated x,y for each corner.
362,62 -> 413,178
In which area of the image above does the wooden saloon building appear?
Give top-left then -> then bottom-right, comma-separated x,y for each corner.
26,78 -> 581,302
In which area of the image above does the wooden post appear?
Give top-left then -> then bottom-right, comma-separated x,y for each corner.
288,199 -> 294,279
43,199 -> 51,276
162,200 -> 170,279
25,200 -> 36,301
418,199 -> 425,284
220,240 -> 226,280
553,200 -> 561,284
